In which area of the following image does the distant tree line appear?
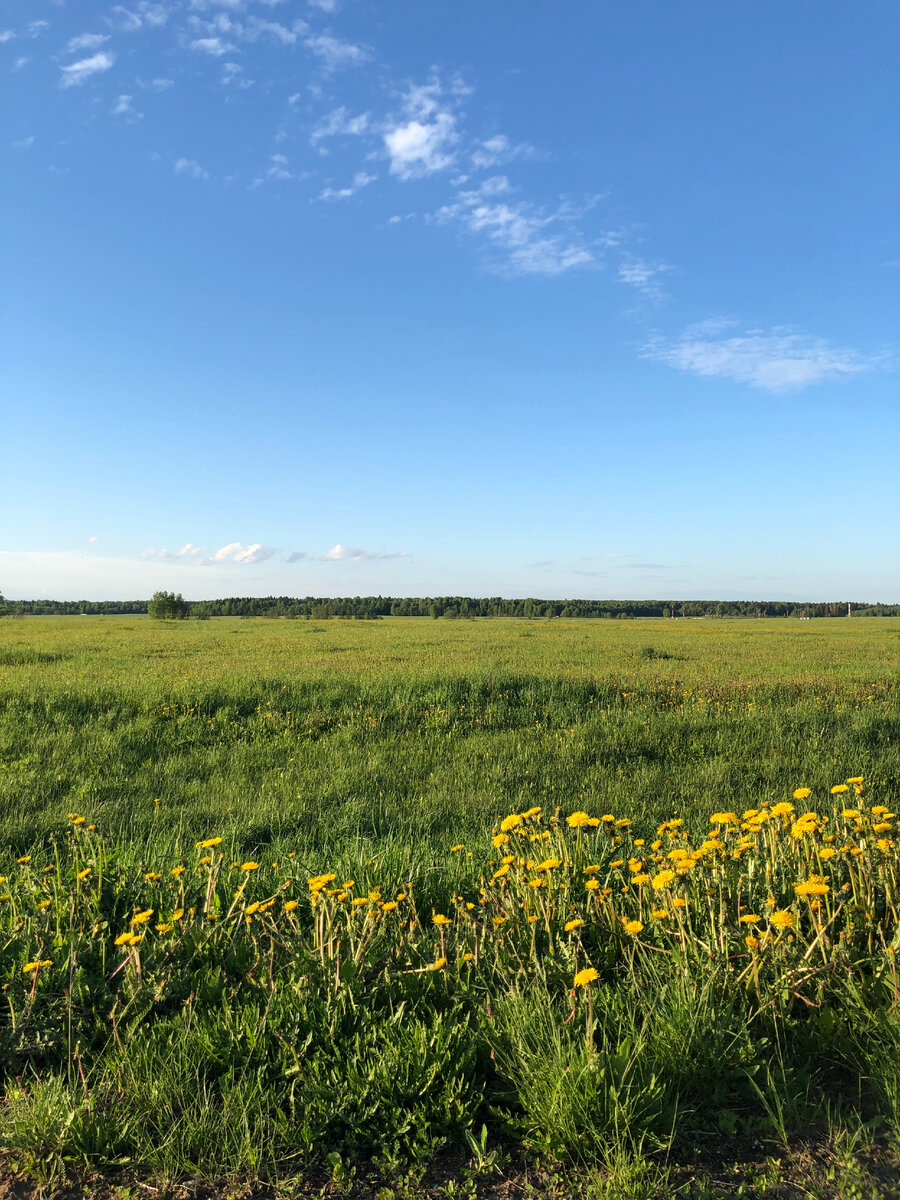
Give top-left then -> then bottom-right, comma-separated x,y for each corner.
3,594 -> 899,619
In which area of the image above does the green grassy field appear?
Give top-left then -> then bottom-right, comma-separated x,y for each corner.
2,616 -> 900,1199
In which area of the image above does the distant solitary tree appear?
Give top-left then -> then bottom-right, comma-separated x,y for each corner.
148,591 -> 188,620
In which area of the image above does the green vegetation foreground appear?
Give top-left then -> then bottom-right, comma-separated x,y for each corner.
2,617 -> 900,1197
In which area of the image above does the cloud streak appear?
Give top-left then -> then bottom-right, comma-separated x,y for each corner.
59,51 -> 115,88
644,321 -> 876,391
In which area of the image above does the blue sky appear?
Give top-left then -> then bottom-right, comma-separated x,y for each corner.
2,0 -> 898,602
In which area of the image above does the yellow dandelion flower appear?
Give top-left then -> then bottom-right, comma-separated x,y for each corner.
114,933 -> 133,946
493,865 -> 510,880
564,918 -> 585,932
610,859 -> 625,868
492,833 -> 508,848
492,916 -> 507,926
652,870 -> 676,890
739,914 -> 761,924
710,812 -> 738,824
241,862 -> 260,872
130,909 -> 153,926
432,957 -> 447,970
38,899 -> 51,911
144,872 -> 161,882
772,801 -> 796,816
873,822 -> 894,833
650,909 -> 668,919
622,919 -> 643,935
871,806 -> 889,816
196,837 -> 223,849
450,844 -> 465,852
23,960 -> 52,973
77,868 -> 92,880
351,897 -> 369,907
585,879 -> 600,891
574,967 -> 598,988
830,784 -> 849,794
566,811 -> 592,828
535,858 -> 561,872
17,856 -> 32,864
172,908 -> 184,921
745,935 -> 760,950
155,923 -> 173,933
500,814 -> 522,832
631,873 -> 651,886
769,910 -> 794,930
672,898 -> 687,909
381,900 -> 398,912
433,913 -> 452,925
171,865 -> 186,877
794,876 -> 830,896
461,952 -> 474,962
283,900 -> 298,912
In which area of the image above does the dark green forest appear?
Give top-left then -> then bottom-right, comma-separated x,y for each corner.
3,593 -> 898,619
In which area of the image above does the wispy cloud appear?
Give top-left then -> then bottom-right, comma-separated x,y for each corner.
0,31 -> 15,44
110,4 -> 169,33
174,157 -> 209,179
617,258 -> 671,302
470,133 -> 533,170
323,544 -> 409,562
112,93 -> 144,120
304,32 -> 371,71
644,321 -> 876,391
436,176 -> 598,276
66,32 -> 110,53
189,36 -> 235,56
319,170 -> 375,200
311,105 -> 370,143
12,135 -> 35,149
59,51 -> 115,88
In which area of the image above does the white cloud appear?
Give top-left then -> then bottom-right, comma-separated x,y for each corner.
13,135 -> 35,149
174,157 -> 209,179
210,542 -> 279,564
11,56 -> 29,70
141,543 -> 208,562
189,36 -> 234,56
245,16 -> 304,44
318,170 -> 375,200
28,20 -> 50,37
150,76 -> 173,90
67,32 -> 110,53
643,322 -> 875,391
267,153 -> 292,179
87,536 -> 100,544
323,544 -> 410,562
311,105 -> 369,142
617,258 -> 671,302
308,0 -> 339,10
471,133 -> 533,169
59,51 -> 115,88
385,113 -> 457,179
383,78 -> 474,180
113,93 -> 144,120
110,4 -> 169,32
436,177 -> 596,276
0,31 -> 15,44
141,542 -> 279,565
304,33 -> 371,71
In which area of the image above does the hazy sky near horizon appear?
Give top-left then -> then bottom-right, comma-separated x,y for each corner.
2,0 -> 898,602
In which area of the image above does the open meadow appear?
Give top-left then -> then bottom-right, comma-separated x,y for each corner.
2,616 -> 900,1198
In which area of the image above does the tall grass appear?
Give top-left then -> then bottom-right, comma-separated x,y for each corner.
1,616 -> 899,1193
